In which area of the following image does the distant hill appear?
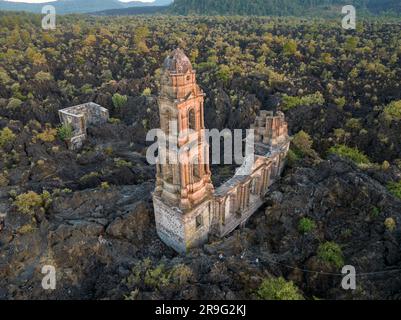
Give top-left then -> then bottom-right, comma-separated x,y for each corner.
94,5 -> 169,16
170,0 -> 401,16
0,0 -> 173,14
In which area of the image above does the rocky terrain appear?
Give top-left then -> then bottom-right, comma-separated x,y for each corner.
1,121 -> 401,299
1,13 -> 401,300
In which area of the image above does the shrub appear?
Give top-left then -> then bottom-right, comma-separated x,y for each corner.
114,158 -> 132,168
6,98 -> 22,109
14,191 -> 43,215
291,130 -> 315,158
328,144 -> 370,165
14,190 -> 52,215
216,64 -> 232,83
384,218 -> 396,232
383,100 -> 401,121
298,217 -> 316,234
36,128 -> 57,142
387,181 -> 401,200
58,123 -> 74,141
142,88 -> 152,96
108,118 -> 121,125
112,93 -> 128,109
100,182 -> 110,190
257,277 -> 303,300
317,242 -> 344,268
281,92 -> 324,111
334,97 -> 346,109
283,39 -> 298,56
0,172 -> 9,187
0,127 -> 16,148
170,264 -> 194,285
287,148 -> 300,166
371,207 -> 381,219
0,68 -> 11,84
34,71 -> 53,81
17,224 -> 36,234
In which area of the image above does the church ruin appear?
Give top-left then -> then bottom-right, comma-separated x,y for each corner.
58,102 -> 109,150
153,49 -> 290,253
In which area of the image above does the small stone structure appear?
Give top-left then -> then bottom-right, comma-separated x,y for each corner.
58,102 -> 109,150
153,49 -> 290,253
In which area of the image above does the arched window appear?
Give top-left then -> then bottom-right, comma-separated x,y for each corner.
164,164 -> 173,183
165,111 -> 172,135
192,162 -> 201,183
188,108 -> 196,130
251,177 -> 260,195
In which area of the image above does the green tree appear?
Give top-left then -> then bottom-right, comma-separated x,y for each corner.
0,127 -> 16,148
257,277 -> 303,300
317,242 -> 344,268
112,93 -> 128,110
283,39 -> 297,56
328,145 -> 370,165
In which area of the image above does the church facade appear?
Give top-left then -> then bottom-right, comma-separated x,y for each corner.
153,49 -> 290,253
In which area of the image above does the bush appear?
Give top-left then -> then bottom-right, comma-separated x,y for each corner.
291,130 -> 316,158
298,217 -> 316,234
14,191 -> 52,215
142,88 -> 152,96
114,158 -> 132,168
36,128 -> 57,142
387,181 -> 401,200
170,264 -> 194,285
328,144 -> 370,165
14,191 -> 43,215
34,71 -> 53,81
283,39 -> 298,56
317,242 -> 344,268
281,92 -> 324,111
112,93 -> 128,109
0,172 -> 9,187
384,218 -> 396,232
0,127 -> 16,148
6,98 -> 22,109
257,277 -> 303,300
383,100 -> 401,121
100,182 -> 110,190
334,97 -> 346,109
17,224 -> 36,234
58,123 -> 74,141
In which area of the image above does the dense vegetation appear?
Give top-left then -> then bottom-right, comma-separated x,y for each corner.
171,0 -> 401,16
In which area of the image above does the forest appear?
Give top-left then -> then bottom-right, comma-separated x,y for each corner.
0,11 -> 401,300
171,0 -> 401,16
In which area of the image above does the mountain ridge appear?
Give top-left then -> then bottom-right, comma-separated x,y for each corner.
0,0 -> 173,14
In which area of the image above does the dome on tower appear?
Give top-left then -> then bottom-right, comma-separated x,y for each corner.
163,48 -> 193,74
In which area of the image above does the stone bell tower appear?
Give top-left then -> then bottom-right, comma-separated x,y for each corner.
153,48 -> 214,253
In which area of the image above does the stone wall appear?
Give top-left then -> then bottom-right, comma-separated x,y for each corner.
154,110 -> 290,253
59,102 -> 109,150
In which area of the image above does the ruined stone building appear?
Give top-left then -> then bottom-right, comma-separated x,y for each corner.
59,102 -> 109,150
153,49 -> 290,253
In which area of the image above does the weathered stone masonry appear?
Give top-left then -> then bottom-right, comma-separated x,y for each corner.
58,102 -> 109,150
153,49 -> 290,253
